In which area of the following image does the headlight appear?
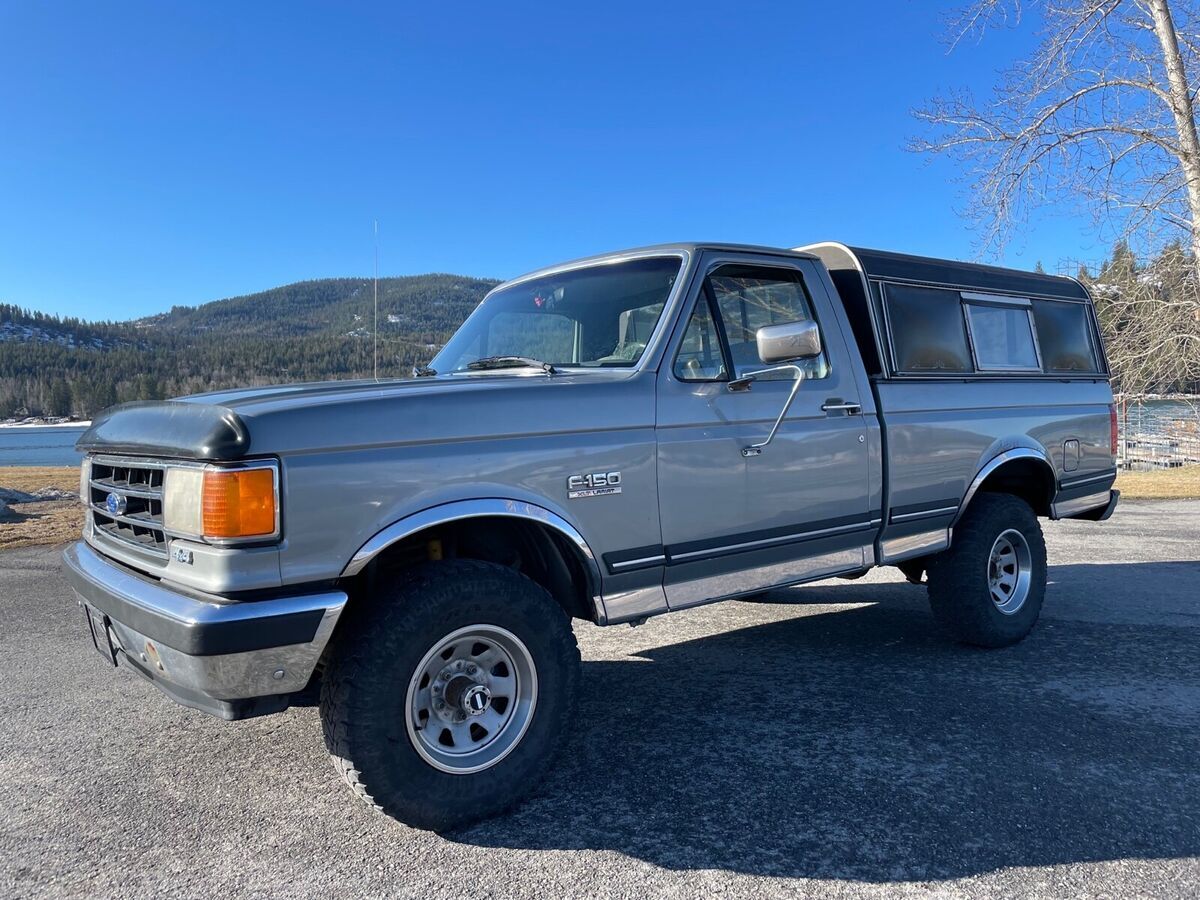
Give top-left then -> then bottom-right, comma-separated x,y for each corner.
164,468 -> 204,536
164,462 -> 279,542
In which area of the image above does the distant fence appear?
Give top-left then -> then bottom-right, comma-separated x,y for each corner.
1117,397 -> 1200,470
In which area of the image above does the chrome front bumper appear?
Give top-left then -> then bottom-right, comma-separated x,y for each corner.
62,541 -> 347,720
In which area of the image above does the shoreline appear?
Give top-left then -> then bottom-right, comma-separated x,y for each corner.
0,420 -> 90,430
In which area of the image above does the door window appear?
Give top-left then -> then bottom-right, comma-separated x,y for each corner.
705,265 -> 829,380
673,292 -> 728,381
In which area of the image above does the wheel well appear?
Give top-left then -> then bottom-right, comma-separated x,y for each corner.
347,516 -> 598,623
972,458 -> 1055,517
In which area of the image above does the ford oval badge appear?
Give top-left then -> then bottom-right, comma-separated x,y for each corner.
105,492 -> 127,517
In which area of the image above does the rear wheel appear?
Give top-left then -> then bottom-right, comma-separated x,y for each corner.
320,559 -> 580,831
926,493 -> 1046,647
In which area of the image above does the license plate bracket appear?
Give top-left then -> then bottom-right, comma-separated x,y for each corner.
84,604 -> 118,667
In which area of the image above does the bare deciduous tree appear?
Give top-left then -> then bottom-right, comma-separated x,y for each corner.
913,1 -> 1200,281
915,1 -> 1200,394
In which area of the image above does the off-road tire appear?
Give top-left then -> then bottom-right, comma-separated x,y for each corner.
320,559 -> 580,831
926,493 -> 1047,648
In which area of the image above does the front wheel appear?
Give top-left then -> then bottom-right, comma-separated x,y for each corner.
926,493 -> 1047,647
320,559 -> 580,831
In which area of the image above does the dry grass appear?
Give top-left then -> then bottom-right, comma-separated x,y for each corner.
1114,465 -> 1200,499
1,466 -> 81,493
0,466 -> 83,549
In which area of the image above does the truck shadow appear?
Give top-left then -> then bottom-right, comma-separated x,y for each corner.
453,561 -> 1200,882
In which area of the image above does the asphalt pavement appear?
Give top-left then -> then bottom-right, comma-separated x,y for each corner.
2,500 -> 1198,898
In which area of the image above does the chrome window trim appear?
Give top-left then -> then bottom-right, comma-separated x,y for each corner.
960,291 -> 1033,308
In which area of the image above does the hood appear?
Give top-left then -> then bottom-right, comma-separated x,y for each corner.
76,371 -> 648,461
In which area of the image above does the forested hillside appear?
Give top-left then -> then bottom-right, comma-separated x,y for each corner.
0,274 -> 497,418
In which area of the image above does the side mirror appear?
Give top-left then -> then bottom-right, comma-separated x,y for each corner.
756,320 -> 821,364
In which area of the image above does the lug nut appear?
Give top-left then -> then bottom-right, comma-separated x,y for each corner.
466,664 -> 478,675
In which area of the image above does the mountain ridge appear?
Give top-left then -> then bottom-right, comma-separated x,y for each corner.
0,273 -> 499,418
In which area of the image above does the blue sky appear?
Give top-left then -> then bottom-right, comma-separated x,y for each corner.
1,1 -> 1106,320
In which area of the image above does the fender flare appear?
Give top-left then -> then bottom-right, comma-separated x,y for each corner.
953,447 -> 1056,527
340,498 -> 606,617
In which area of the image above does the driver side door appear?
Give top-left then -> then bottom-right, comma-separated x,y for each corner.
654,253 -> 873,608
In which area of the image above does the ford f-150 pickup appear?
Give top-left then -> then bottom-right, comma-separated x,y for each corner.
63,242 -> 1119,829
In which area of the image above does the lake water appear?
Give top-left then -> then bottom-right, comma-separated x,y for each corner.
0,426 -> 88,466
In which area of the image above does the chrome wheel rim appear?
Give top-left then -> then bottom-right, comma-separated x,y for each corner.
988,529 -> 1032,615
404,624 -> 537,774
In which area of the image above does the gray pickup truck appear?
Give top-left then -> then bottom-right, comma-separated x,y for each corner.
63,242 -> 1119,829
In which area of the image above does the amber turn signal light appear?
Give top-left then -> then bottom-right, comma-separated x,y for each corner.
202,468 -> 277,539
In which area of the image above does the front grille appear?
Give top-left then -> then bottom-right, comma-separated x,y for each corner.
88,457 -> 168,558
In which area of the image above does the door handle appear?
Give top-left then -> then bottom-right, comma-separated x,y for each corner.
821,400 -> 861,415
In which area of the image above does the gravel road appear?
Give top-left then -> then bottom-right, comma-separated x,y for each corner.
2,500 -> 1198,899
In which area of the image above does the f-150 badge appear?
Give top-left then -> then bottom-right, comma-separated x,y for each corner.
567,471 -> 622,499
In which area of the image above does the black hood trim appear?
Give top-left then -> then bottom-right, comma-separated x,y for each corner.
76,401 -> 250,460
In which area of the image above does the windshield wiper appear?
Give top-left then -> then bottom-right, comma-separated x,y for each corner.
412,364 -> 438,377
465,356 -> 558,374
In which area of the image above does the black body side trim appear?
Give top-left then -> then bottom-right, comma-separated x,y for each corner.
602,544 -> 667,573
1055,472 -> 1117,504
665,528 -> 872,585
888,498 -> 960,521
1058,467 -> 1118,488
665,512 -> 877,562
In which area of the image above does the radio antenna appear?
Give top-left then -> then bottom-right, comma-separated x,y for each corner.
373,219 -> 379,382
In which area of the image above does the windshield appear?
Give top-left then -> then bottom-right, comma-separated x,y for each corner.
431,256 -> 682,373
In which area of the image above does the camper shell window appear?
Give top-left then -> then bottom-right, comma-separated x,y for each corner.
1031,299 -> 1103,373
961,293 -> 1041,372
883,284 -> 973,374
881,283 -> 1105,378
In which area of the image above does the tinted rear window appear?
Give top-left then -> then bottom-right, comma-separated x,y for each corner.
885,284 -> 972,373
1031,300 -> 1102,372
